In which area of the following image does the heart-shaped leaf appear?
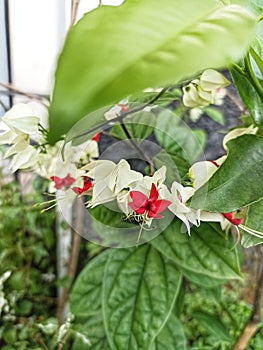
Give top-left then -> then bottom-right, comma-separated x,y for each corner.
103,245 -> 182,350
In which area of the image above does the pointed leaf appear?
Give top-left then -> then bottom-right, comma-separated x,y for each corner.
70,250 -> 111,350
192,134 -> 263,212
47,1 -> 256,143
103,245 -> 182,350
151,220 -> 241,279
192,311 -> 232,342
231,66 -> 263,126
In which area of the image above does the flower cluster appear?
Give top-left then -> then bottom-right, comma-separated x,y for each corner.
0,102 -> 100,194
1,78 -> 254,242
182,69 -> 230,122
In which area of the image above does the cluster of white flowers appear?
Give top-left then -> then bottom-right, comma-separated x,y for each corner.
0,102 -> 100,195
0,83 -> 256,237
182,69 -> 230,122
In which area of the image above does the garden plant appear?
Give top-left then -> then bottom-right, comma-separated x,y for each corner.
1,0 -> 263,349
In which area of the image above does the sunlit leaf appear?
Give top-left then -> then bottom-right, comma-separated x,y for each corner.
48,1 -> 256,143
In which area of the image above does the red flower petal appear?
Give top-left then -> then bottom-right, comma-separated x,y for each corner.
130,191 -> 148,208
92,132 -> 101,142
148,183 -> 159,203
222,212 -> 242,226
50,174 -> 75,189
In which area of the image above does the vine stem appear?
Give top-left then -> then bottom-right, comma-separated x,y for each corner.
70,0 -> 80,27
0,81 -> 49,106
231,246 -> 263,350
73,86 -> 169,141
120,123 -> 155,175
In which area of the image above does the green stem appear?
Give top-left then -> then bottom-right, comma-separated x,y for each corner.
136,213 -> 148,246
244,52 -> 263,102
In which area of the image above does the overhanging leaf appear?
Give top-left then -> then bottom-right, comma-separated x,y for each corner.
103,245 -> 182,350
191,134 -> 263,212
48,1 -> 256,143
69,249 -> 111,350
151,220 -> 241,279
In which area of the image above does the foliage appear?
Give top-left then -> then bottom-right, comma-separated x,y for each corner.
2,0 -> 263,349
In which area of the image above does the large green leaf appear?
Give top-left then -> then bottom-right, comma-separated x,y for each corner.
150,313 -> 186,350
103,245 -> 182,350
191,134 -> 263,212
69,249 -> 111,350
47,1 -> 256,143
151,220 -> 241,279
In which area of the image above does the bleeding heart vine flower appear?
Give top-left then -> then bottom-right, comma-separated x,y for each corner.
72,177 -> 92,195
129,183 -> 171,219
50,173 -> 76,190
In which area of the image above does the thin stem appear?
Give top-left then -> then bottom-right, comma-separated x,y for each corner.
136,212 -> 148,246
35,333 -> 49,350
73,87 -> 169,141
70,0 -> 80,27
0,81 -> 49,106
231,247 -> 263,350
120,123 -> 155,175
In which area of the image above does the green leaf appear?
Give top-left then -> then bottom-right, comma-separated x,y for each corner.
192,134 -> 263,212
103,245 -> 182,350
204,107 -> 225,125
192,311 -> 232,342
155,112 -> 204,164
150,313 -> 187,350
70,249 -> 111,350
231,66 -> 263,126
48,1 -> 256,143
151,220 -> 241,279
241,199 -> 263,247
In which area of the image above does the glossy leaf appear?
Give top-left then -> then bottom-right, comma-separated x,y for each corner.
150,313 -> 186,350
151,220 -> 241,279
241,199 -> 263,247
231,66 -> 263,126
192,134 -> 263,212
103,245 -> 182,350
48,1 -> 256,143
70,250 -> 111,350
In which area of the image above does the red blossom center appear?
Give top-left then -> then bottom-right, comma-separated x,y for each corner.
72,176 -> 92,195
50,173 -> 75,190
129,183 -> 171,219
222,212 -> 242,226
